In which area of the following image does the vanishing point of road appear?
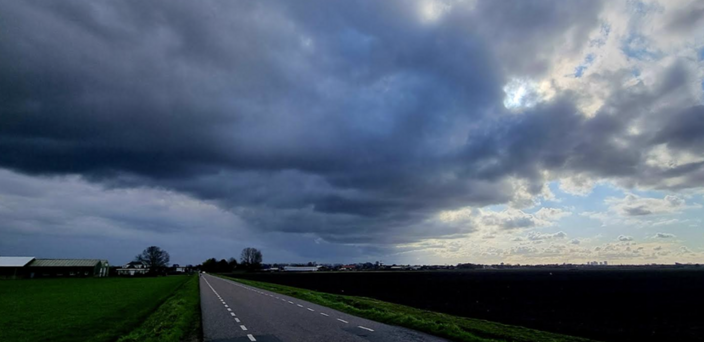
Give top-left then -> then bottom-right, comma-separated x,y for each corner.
200,274 -> 449,342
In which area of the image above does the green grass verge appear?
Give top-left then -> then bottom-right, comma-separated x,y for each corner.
0,276 -> 190,342
117,275 -> 201,342
219,275 -> 596,342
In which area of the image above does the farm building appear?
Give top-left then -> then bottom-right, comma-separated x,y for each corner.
117,261 -> 150,276
0,256 -> 36,279
0,257 -> 110,278
28,259 -> 110,278
283,266 -> 320,272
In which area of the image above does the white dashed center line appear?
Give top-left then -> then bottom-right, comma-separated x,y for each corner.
206,274 -> 378,339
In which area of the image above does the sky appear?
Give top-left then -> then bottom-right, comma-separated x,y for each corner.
1,0 -> 703,266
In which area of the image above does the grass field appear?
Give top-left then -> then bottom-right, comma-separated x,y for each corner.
222,275 -> 595,342
0,275 -> 195,342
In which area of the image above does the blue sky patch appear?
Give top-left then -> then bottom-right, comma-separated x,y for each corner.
622,34 -> 661,61
574,53 -> 596,78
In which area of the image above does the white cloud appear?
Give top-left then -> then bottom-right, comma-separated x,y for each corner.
438,205 -> 571,233
607,194 -> 687,216
653,232 -> 676,239
617,235 -> 634,241
559,175 -> 597,196
527,231 -> 567,241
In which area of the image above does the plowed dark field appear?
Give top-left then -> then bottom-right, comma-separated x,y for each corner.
229,269 -> 704,342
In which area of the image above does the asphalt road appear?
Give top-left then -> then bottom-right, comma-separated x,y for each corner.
200,274 -> 449,342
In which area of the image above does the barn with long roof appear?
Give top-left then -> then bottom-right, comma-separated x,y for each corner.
0,256 -> 109,278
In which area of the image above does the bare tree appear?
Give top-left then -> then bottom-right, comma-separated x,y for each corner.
135,246 -> 170,275
240,247 -> 263,269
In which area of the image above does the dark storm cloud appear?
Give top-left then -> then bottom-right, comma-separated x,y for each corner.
461,60 -> 704,191
653,105 -> 704,151
1,0 -> 701,249
471,0 -> 603,76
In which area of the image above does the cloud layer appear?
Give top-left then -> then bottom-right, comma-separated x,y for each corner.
0,0 -> 702,263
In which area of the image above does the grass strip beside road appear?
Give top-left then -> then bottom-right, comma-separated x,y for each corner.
117,275 -> 201,342
219,275 -> 596,342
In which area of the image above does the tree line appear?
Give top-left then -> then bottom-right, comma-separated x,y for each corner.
130,246 -> 263,275
201,247 -> 263,273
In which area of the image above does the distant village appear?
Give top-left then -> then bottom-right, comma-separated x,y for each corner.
2,255 -> 701,279
254,260 -> 702,272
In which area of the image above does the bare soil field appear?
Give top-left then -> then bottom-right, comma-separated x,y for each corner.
229,268 -> 704,342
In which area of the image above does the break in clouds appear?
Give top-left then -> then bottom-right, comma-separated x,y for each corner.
1,0 -> 703,264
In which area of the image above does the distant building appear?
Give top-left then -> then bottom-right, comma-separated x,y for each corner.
117,261 -> 150,276
28,259 -> 109,278
0,256 -> 36,279
339,265 -> 356,271
283,266 -> 320,272
0,257 -> 110,278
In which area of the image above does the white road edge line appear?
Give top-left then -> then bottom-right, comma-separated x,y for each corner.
358,326 -> 374,332
227,308 -> 232,311
230,313 -> 236,316
297,304 -> 303,307
235,318 -> 240,323
240,325 -> 248,331
247,334 -> 257,341
320,313 -> 329,317
337,319 -> 349,323
307,308 -> 314,311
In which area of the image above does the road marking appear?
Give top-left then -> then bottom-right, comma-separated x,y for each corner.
247,334 -> 256,341
297,304 -> 303,307
337,319 -> 349,323
288,301 -> 294,304
227,308 -> 232,311
320,313 -> 329,317
235,318 -> 240,323
224,305 -> 229,308
358,326 -> 374,332
307,308 -> 314,311
230,313 -> 236,316
240,325 -> 248,331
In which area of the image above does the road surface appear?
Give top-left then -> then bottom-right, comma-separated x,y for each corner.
200,273 -> 449,342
